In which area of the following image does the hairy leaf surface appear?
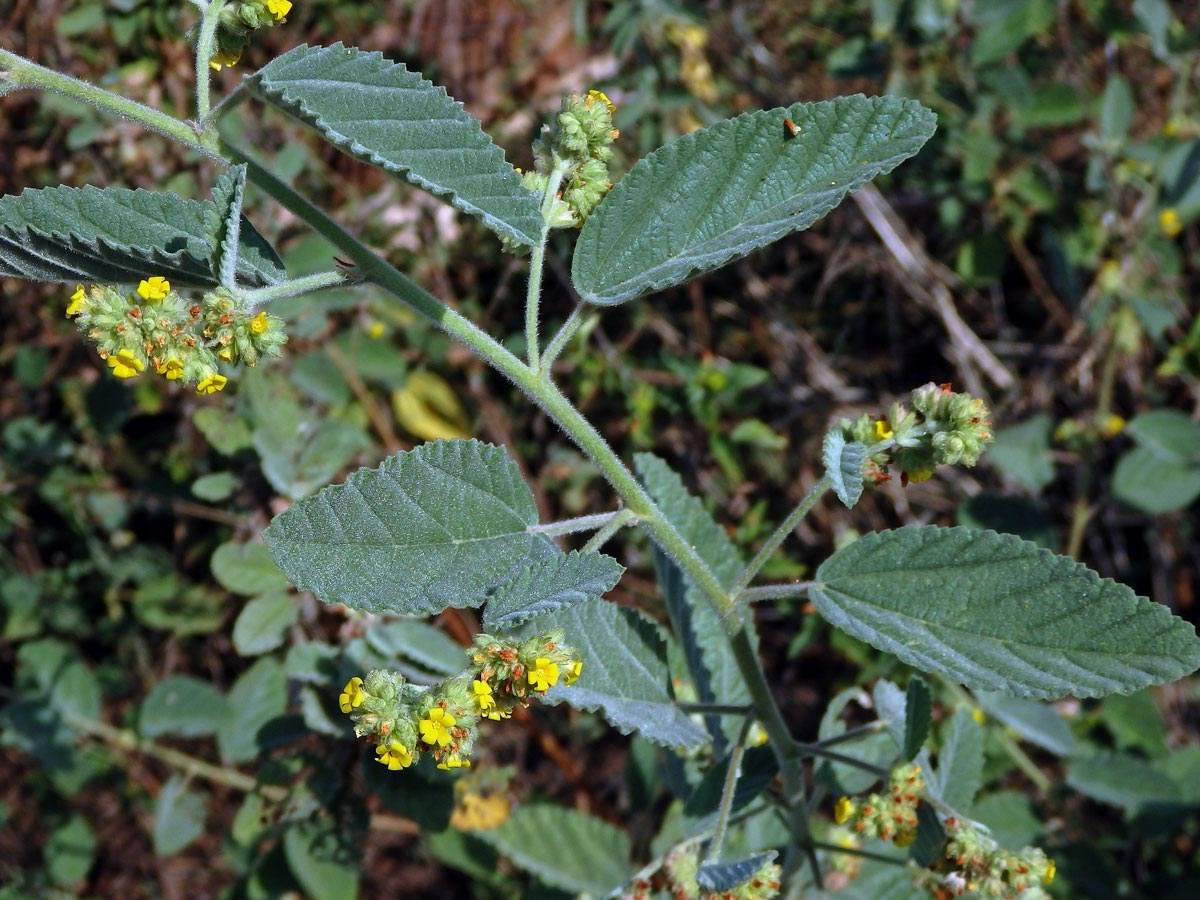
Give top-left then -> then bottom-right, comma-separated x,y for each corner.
247,43 -> 543,246
0,184 -> 284,287
824,430 -> 867,508
523,598 -> 708,750
264,440 -> 554,615
482,550 -> 624,630
812,526 -> 1200,699
573,95 -> 936,304
697,852 -> 777,891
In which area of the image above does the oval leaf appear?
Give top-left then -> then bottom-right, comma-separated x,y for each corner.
823,430 -> 867,508
811,526 -> 1200,699
572,95 -> 936,305
264,439 -> 557,615
0,184 -> 284,287
153,774 -> 207,856
247,43 -> 543,247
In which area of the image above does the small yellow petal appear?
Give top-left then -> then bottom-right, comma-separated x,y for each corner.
267,0 -> 292,20
873,420 -> 894,441
250,312 -> 269,334
196,374 -> 228,395
834,796 -> 854,825
107,349 -> 145,379
136,276 -> 170,302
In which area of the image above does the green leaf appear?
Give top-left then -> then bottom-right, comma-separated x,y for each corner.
191,471 -> 239,502
956,494 -> 1058,551
635,453 -> 748,751
365,619 -> 465,678
811,526 -> 1200,699
473,803 -> 631,896
207,163 -> 247,288
232,591 -> 299,656
927,708 -> 985,810
212,540 -> 290,597
903,677 -> 932,760
282,819 -> 360,900
139,675 -> 227,739
988,414 -> 1055,491
152,774 -> 207,856
45,813 -> 95,888
683,745 -> 778,820
823,431 -> 867,508
572,95 -> 936,305
1100,690 -> 1168,757
522,598 -> 709,750
1125,409 -> 1200,461
697,852 -> 776,891
217,656 -> 287,764
265,439 -> 559,615
482,550 -> 624,630
1112,447 -> 1200,515
0,184 -> 284,287
247,43 -> 543,247
1067,751 -> 1183,812
976,691 -> 1075,756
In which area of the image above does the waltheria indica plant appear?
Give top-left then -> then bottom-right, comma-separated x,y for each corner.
3,4 -> 1199,897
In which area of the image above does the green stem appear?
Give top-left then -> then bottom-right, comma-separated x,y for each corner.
528,510 -> 624,537
808,840 -> 906,866
704,716 -> 754,865
736,582 -> 817,604
194,0 -> 225,123
731,476 -> 832,598
678,703 -> 753,716
0,49 -> 223,160
794,742 -> 890,778
809,721 -> 884,749
1066,330 -> 1121,560
241,270 -> 350,306
526,166 -> 567,368
208,82 -> 249,124
581,508 -> 637,552
541,303 -> 586,370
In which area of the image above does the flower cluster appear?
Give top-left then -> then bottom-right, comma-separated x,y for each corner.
66,277 -> 285,393
917,818 -> 1055,900
207,0 -> 294,70
656,843 -> 781,900
839,383 -> 994,486
522,90 -> 619,228
833,762 -> 925,848
339,631 -> 582,774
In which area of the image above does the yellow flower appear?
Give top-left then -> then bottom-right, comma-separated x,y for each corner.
563,660 -> 583,686
136,276 -> 170,302
366,320 -> 385,339
419,707 -> 455,747
905,467 -> 934,484
66,285 -> 87,317
107,349 -> 145,379
484,706 -> 512,721
1159,207 -> 1183,238
196,373 -> 228,395
267,0 -> 292,20
250,312 -> 269,334
586,89 -> 616,115
210,50 -> 242,71
528,658 -> 559,692
472,679 -> 496,713
971,709 -> 986,725
339,676 -> 365,714
1098,413 -> 1126,439
893,830 -> 917,848
375,739 -> 413,771
1043,859 -> 1056,885
218,346 -> 234,362
437,754 -> 471,771
833,796 -> 855,825
873,420 -> 894,441
157,357 -> 184,381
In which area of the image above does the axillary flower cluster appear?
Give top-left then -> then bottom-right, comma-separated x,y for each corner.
520,90 -> 619,230
66,277 -> 285,393
834,765 -> 1055,900
839,382 -> 994,487
207,0 -> 294,71
338,629 -> 582,773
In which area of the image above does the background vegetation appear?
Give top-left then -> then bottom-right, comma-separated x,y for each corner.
1,1 -> 1198,897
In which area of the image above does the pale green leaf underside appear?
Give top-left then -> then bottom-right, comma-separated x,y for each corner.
572,95 -> 937,305
247,43 -> 544,247
473,804 -> 631,896
812,526 -> 1200,699
0,184 -> 284,287
823,431 -> 867,508
523,598 -> 709,750
482,550 -> 624,630
264,439 -> 553,615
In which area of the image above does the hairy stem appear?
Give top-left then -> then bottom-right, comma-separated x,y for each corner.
194,0 -> 225,122
241,270 -> 350,306
526,166 -> 566,368
704,716 -> 755,865
732,476 -> 833,598
541,303 -> 587,370
528,510 -> 626,536
582,508 -> 638,552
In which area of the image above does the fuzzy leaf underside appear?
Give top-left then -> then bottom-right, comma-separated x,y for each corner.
482,550 -> 625,630
264,439 -> 553,615
523,598 -> 709,750
572,95 -> 937,304
823,431 -> 867,508
247,43 -> 544,247
208,164 -> 248,288
697,852 -> 777,891
0,184 -> 284,287
812,526 -> 1200,699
